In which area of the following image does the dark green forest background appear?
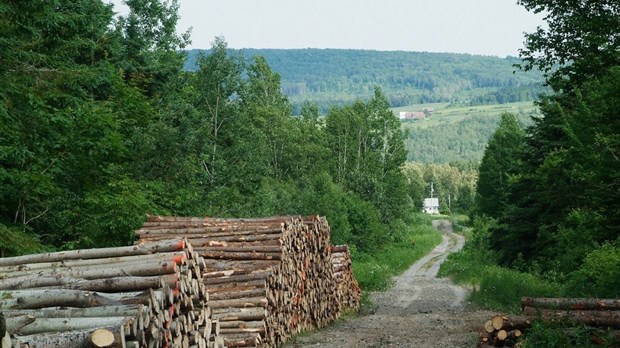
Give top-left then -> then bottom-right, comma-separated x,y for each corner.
1,0 -> 618,301
185,49 -> 546,114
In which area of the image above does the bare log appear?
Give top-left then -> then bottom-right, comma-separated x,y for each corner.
13,317 -> 130,335
5,314 -> 36,334
522,307 -> 620,328
0,239 -> 186,266
12,327 -> 123,348
0,289 -> 119,309
521,297 -> 620,311
4,305 -> 144,319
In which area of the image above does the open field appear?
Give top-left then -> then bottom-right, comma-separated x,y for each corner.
394,101 -> 540,129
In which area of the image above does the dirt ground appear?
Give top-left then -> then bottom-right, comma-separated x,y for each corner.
285,220 -> 494,348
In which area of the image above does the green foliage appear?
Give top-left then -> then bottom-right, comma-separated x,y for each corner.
523,322 -> 617,348
440,216 -> 563,312
352,215 -> 442,291
403,162 -> 478,214
517,0 -> 620,90
0,224 -> 46,257
185,49 -> 545,113
325,88 -> 411,224
474,113 -> 525,219
403,105 -> 535,164
566,243 -> 620,298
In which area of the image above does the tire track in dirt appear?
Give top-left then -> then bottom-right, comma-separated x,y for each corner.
287,220 -> 494,348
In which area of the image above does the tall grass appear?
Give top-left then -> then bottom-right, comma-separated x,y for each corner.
438,217 -> 564,313
351,213 -> 442,291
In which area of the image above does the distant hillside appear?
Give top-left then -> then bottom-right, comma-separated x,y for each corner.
400,102 -> 539,163
185,48 -> 546,113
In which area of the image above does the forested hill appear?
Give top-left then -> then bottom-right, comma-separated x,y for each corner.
184,48 -> 545,113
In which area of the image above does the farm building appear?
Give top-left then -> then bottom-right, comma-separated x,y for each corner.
423,197 -> 440,214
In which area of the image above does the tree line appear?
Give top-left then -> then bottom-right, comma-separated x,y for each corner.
184,48 -> 547,114
473,0 -> 620,297
1,0 -> 461,258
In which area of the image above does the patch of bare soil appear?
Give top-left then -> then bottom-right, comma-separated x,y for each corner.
286,220 -> 494,348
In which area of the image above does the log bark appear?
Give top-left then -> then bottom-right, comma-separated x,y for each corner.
13,317 -> 130,336
0,289 -> 120,309
522,307 -> 620,328
521,297 -> 620,311
12,327 -> 123,348
0,239 -> 186,266
5,314 -> 36,334
491,315 -> 532,331
4,305 -> 144,319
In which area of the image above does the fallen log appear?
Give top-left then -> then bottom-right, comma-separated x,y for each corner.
11,327 -> 124,348
0,289 -> 119,309
4,305 -> 145,319
522,306 -> 620,328
5,314 -> 36,334
0,239 -> 186,266
522,297 -> 620,311
491,314 -> 532,331
12,317 -> 130,336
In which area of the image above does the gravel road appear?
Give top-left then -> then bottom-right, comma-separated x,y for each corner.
285,220 -> 493,348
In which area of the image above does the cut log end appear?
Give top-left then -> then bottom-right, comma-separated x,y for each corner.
90,328 -> 116,347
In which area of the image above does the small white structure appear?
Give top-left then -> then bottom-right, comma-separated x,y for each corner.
423,198 -> 440,214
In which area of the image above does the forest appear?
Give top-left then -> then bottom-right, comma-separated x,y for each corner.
185,48 -> 546,113
0,0 -> 453,259
463,0 -> 620,299
1,0 -> 618,309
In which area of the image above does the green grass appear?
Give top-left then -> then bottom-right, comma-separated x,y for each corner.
351,215 -> 443,292
438,222 -> 565,313
394,101 -> 539,129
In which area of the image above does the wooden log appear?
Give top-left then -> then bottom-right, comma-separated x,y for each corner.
136,226 -> 283,235
491,314 -> 532,331
210,308 -> 267,322
521,297 -> 620,311
12,327 -> 123,348
1,260 -> 179,289
196,251 -> 282,260
0,289 -> 119,309
0,239 -> 186,266
4,305 -> 145,319
89,328 -> 117,348
522,307 -> 620,328
208,297 -> 268,309
0,251 -> 187,275
203,271 -> 271,285
1,273 -> 178,292
13,317 -> 130,335
5,314 -> 36,334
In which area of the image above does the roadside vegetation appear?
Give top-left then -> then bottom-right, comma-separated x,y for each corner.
352,213 -> 441,292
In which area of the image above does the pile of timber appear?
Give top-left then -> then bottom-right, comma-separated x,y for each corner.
0,239 -> 218,348
480,314 -> 530,347
136,215 -> 344,347
331,245 -> 361,312
479,297 -> 620,347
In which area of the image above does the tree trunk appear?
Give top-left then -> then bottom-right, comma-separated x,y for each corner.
521,297 -> 620,311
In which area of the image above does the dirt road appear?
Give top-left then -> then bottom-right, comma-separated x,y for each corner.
286,220 -> 493,348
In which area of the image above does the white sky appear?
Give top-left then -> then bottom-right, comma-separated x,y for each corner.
108,0 -> 544,57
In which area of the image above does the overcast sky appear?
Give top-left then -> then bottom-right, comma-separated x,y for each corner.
108,0 -> 544,57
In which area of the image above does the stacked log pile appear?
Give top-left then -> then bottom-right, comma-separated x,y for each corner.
480,314 -> 530,347
479,297 -> 620,347
0,239 -> 216,348
331,245 -> 361,312
136,215 -> 344,347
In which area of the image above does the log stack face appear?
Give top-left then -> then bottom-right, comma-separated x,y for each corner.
136,215 -> 347,348
331,245 -> 361,312
0,239 -> 214,348
479,297 -> 620,347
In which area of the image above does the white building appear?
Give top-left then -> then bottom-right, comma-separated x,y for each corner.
423,198 -> 439,214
